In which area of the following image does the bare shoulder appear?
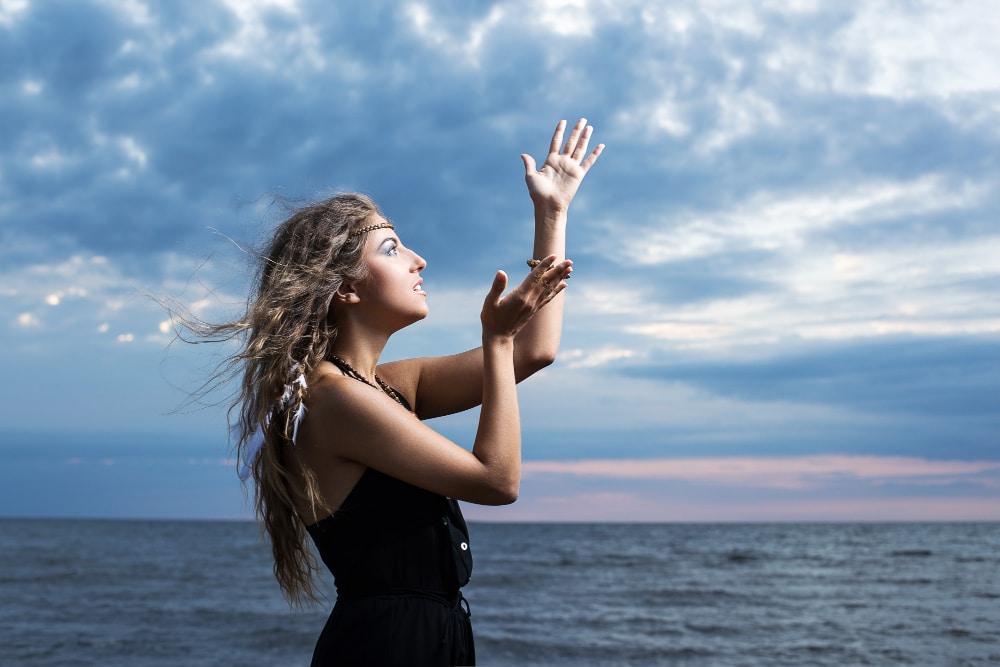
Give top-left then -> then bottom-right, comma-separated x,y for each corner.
298,359 -> 419,462
307,360 -> 383,414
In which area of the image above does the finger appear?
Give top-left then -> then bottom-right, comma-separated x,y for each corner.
520,153 -> 537,176
548,120 -> 567,156
572,125 -> 593,161
562,118 -> 586,155
530,259 -> 571,297
540,257 -> 571,277
545,260 -> 573,284
536,279 -> 568,309
489,270 -> 508,300
530,255 -> 559,283
580,143 -> 605,172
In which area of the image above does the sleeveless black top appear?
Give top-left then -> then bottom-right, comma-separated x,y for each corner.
306,456 -> 474,665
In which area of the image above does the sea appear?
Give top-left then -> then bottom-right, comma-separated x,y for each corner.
1,519 -> 997,666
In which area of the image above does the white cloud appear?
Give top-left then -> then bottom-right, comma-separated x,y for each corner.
832,0 -> 1000,99
561,345 -> 636,369
614,96 -> 690,138
0,252 -> 243,349
697,89 -> 781,154
209,0 -> 325,73
30,149 -> 70,169
0,0 -> 28,27
536,0 -> 595,37
119,136 -> 148,168
404,2 -> 507,67
620,175 -> 983,265
16,312 -> 40,327
97,0 -> 152,26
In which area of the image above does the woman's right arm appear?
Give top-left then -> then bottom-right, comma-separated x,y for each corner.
299,259 -> 570,505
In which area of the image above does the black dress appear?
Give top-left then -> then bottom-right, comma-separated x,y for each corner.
306,467 -> 475,666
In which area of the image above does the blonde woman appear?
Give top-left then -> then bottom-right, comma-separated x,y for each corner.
211,119 -> 602,665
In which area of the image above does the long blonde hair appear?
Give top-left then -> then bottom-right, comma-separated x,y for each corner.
185,192 -> 382,604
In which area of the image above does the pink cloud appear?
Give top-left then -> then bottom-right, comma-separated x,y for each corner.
522,456 -> 1000,490
455,455 -> 1000,522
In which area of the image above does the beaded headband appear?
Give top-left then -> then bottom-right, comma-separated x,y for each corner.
350,221 -> 395,237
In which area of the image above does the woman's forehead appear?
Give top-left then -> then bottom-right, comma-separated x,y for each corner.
365,219 -> 399,246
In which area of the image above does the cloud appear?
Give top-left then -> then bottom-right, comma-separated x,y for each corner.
523,455 -> 1000,490
633,335 -> 1000,420
617,175 -> 985,265
1,0 -> 999,519
830,1 -> 1000,101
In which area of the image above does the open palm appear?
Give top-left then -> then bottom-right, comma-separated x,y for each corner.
522,118 -> 604,211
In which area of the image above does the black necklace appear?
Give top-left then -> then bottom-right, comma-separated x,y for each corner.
329,355 -> 407,408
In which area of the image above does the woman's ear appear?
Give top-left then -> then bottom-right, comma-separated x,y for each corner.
334,282 -> 360,304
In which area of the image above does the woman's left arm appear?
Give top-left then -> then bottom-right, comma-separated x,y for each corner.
515,117 -> 604,373
381,119 -> 603,419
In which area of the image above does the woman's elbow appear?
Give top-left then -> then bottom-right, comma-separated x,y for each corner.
481,481 -> 519,506
497,485 -> 519,505
521,350 -> 556,376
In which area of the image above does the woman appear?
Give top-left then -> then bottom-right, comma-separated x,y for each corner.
223,119 -> 602,665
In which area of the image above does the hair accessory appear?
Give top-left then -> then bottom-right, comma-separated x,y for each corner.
350,221 -> 395,237
233,362 -> 308,481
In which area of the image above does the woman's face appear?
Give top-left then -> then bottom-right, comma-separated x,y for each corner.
354,217 -> 428,329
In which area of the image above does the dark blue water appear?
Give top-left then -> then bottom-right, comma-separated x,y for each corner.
1,519 -> 998,666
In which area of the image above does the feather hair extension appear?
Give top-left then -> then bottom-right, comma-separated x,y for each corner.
235,363 -> 309,481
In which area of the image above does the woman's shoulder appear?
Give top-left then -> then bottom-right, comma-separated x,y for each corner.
307,359 -> 416,415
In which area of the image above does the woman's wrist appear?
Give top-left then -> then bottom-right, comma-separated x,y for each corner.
534,202 -> 569,225
482,333 -> 516,349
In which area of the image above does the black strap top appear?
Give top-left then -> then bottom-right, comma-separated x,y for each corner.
306,468 -> 472,600
305,365 -> 472,600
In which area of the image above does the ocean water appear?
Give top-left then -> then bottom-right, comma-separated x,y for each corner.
0,519 -> 998,666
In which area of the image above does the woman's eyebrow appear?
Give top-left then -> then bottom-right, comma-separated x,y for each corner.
377,235 -> 400,249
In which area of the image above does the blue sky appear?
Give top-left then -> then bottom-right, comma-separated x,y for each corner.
2,0 -> 998,521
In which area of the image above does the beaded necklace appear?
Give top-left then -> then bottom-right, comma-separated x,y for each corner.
329,355 -> 407,408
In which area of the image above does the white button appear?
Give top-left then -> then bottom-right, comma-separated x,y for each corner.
460,542 -> 468,551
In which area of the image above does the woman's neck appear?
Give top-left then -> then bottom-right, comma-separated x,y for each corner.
328,333 -> 388,382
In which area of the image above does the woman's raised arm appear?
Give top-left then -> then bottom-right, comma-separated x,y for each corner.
515,117 -> 604,371
381,119 -> 604,419
301,258 -> 572,506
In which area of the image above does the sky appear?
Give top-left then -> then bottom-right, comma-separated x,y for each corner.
1,0 -> 998,522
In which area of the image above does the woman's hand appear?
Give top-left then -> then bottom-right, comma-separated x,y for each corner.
481,256 -> 573,341
521,118 -> 605,213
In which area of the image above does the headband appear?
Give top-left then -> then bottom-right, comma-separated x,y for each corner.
349,221 -> 394,237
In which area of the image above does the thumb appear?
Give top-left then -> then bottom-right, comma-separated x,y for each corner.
520,153 -> 537,175
490,270 -> 508,298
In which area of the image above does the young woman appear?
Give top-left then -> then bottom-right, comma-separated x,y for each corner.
219,119 -> 602,665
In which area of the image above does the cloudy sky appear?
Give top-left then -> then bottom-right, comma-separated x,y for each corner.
2,0 -> 998,521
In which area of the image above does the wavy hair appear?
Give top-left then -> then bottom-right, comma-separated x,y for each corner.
183,192 -> 382,604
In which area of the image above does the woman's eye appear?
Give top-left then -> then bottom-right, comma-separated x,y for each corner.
384,243 -> 399,256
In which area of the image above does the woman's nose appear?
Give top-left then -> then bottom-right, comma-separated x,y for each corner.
412,249 -> 427,271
